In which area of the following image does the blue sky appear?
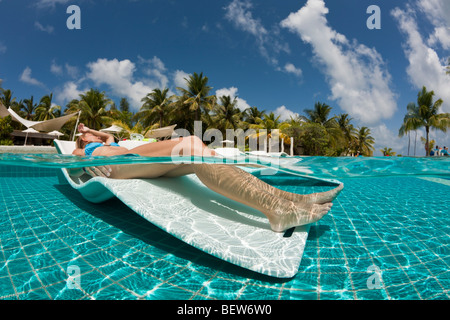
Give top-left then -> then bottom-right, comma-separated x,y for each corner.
0,0 -> 449,155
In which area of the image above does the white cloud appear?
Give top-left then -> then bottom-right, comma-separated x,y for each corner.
391,6 -> 450,113
201,23 -> 209,32
283,63 -> 302,77
0,41 -> 6,54
51,60 -> 79,78
224,0 -> 267,39
280,0 -> 397,125
173,70 -> 190,89
417,0 -> 450,22
428,27 -> 450,50
86,58 -> 165,110
224,0 -> 288,66
417,0 -> 450,49
34,21 -> 54,34
64,63 -> 79,78
55,81 -> 85,104
138,55 -> 169,89
418,1 -> 450,30
273,105 -> 299,121
215,87 -> 251,111
36,0 -> 70,8
50,60 -> 63,75
52,57 -> 181,109
20,67 -> 45,87
371,123 -> 407,156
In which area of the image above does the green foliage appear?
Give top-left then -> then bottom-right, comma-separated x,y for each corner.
0,115 -> 14,145
380,147 -> 396,156
1,73 -> 383,156
65,88 -> 113,130
176,72 -> 216,121
297,122 -> 330,156
447,57 -> 450,75
139,88 -> 173,128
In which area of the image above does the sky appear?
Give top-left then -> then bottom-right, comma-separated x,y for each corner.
0,0 -> 449,156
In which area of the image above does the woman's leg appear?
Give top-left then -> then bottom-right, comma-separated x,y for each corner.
191,164 -> 334,232
107,136 -> 339,231
229,169 -> 344,204
126,136 -> 216,158
124,135 -> 342,203
109,162 -> 335,232
109,163 -> 194,179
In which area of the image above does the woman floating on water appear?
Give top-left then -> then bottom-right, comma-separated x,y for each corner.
72,123 -> 343,232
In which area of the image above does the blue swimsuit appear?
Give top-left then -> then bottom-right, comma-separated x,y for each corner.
84,142 -> 120,156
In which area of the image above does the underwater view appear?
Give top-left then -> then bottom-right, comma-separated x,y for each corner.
0,154 -> 448,300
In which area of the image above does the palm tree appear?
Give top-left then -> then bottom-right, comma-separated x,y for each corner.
257,112 -> 282,131
399,102 -> 420,156
244,106 -> 266,125
139,88 -> 173,128
119,97 -> 130,113
301,102 -> 336,127
210,95 -> 243,132
301,102 -> 341,155
176,72 -> 216,121
420,137 -> 435,155
380,147 -> 396,156
0,89 -> 24,130
65,89 -> 113,130
399,86 -> 450,156
446,57 -> 450,75
336,113 -> 357,156
0,88 -> 16,108
110,119 -> 144,140
21,96 -> 37,120
36,93 -> 61,121
168,93 -> 197,134
356,126 -> 375,156
248,112 -> 291,152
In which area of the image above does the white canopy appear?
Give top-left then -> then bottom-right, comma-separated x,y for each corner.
48,130 -> 65,136
0,102 -> 79,132
22,127 -> 39,145
145,124 -> 177,139
22,127 -> 39,133
100,124 -> 124,133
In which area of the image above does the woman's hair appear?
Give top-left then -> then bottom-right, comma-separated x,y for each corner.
75,135 -> 87,149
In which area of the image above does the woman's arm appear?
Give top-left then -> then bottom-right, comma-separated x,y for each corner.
88,128 -> 115,144
72,148 -> 85,156
67,166 -> 111,178
67,167 -> 84,177
78,123 -> 115,144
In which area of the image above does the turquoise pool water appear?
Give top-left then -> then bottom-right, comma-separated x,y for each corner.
0,156 -> 449,300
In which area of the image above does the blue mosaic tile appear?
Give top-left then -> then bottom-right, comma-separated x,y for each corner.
0,167 -> 449,300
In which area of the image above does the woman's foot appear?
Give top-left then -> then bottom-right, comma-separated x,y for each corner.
289,183 -> 344,204
292,183 -> 344,204
265,201 -> 333,232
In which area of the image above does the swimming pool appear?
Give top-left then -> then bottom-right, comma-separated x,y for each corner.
0,156 -> 449,300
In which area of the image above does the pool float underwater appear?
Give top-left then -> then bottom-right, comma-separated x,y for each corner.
53,139 -> 341,278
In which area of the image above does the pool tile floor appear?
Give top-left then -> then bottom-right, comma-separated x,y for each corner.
0,174 -> 449,300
